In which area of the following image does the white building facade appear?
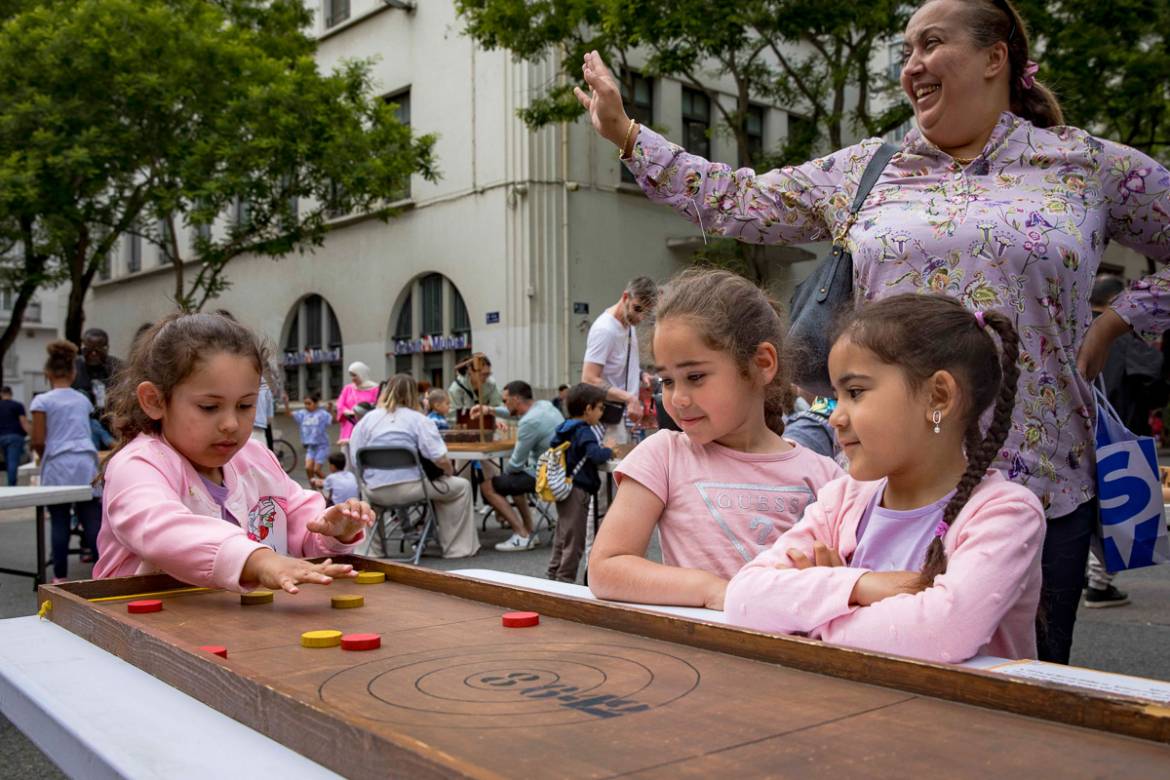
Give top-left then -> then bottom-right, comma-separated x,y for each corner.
79,0 -> 1154,400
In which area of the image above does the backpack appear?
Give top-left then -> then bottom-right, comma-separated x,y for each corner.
535,440 -> 587,502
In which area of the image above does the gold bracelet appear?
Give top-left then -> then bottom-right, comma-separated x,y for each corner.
618,118 -> 638,159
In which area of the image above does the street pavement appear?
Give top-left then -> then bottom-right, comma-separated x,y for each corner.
0,472 -> 1168,775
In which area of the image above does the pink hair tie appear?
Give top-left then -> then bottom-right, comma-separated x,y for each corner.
974,310 -> 987,330
934,520 -> 949,539
1019,60 -> 1039,90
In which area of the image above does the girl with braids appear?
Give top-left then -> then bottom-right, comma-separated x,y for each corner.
579,0 -> 1170,664
589,269 -> 842,609
95,313 -> 375,594
726,295 -> 1044,663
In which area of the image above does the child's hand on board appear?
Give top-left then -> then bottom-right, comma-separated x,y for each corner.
241,549 -> 356,594
308,498 -> 376,543
848,571 -> 924,607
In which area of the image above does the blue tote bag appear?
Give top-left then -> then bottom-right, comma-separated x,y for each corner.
1093,386 -> 1170,571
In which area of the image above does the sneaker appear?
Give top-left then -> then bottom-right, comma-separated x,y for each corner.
526,533 -> 541,549
1083,584 -> 1130,608
494,533 -> 535,552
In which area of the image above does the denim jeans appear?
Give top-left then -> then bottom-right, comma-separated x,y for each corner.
1036,498 -> 1097,664
49,498 -> 101,579
0,433 -> 25,486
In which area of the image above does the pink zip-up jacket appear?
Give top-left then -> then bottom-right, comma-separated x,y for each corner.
95,434 -> 362,592
724,471 -> 1045,663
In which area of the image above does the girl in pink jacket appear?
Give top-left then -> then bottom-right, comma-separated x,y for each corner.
725,294 -> 1046,663
95,313 -> 374,594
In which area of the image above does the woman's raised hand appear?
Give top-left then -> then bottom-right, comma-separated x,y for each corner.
573,51 -> 631,149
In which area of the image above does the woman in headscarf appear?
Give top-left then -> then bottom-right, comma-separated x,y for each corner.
336,361 -> 381,444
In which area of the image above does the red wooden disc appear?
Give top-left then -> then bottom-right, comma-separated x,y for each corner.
127,599 -> 163,614
340,633 -> 381,651
200,645 -> 228,658
501,611 -> 540,628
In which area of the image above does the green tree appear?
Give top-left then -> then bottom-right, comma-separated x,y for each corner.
454,0 -> 911,166
0,0 -> 438,355
1017,0 -> 1170,164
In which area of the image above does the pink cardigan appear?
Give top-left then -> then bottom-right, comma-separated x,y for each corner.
95,434 -> 362,592
724,471 -> 1045,663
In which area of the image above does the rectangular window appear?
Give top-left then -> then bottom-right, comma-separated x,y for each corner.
98,255 -> 111,281
452,292 -> 470,334
159,218 -> 174,265
233,198 -> 251,229
127,234 -> 142,274
743,104 -> 765,168
421,275 -> 443,336
681,87 -> 711,160
385,90 -> 412,200
888,42 -> 903,83
787,112 -> 817,155
326,179 -> 348,219
324,0 -> 350,28
620,72 -> 653,183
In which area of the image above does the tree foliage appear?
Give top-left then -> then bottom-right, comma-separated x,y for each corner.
454,0 -> 912,165
1017,0 -> 1170,164
0,0 -> 438,367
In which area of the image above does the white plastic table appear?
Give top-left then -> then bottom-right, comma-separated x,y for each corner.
0,485 -> 95,587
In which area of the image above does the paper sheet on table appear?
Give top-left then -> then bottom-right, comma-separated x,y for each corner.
988,660 -> 1170,702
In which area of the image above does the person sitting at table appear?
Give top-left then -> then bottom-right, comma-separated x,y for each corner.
32,342 -> 103,582
447,353 -> 502,413
481,381 -> 564,552
349,373 -> 480,558
95,313 -> 375,593
588,269 -> 843,609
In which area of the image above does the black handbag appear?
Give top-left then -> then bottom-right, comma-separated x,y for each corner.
787,142 -> 898,398
600,324 -> 635,425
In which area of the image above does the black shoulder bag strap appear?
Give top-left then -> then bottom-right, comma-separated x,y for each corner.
817,142 -> 899,303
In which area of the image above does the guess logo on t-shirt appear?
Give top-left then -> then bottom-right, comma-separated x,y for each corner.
694,482 -> 815,562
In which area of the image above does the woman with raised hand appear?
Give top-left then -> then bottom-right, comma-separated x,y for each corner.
575,0 -> 1170,664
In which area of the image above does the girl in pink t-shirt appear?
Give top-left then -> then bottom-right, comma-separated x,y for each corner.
96,313 -> 374,594
589,269 -> 843,609
725,295 -> 1045,663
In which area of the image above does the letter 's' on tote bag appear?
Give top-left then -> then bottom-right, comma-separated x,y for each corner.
1093,386 -> 1170,572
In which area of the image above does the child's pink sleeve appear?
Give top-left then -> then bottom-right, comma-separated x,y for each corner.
272,450 -> 364,558
724,479 -> 867,634
812,492 -> 1044,663
102,452 -> 265,592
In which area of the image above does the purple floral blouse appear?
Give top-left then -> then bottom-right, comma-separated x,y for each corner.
625,112 -> 1170,518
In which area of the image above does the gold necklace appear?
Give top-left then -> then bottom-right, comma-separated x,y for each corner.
952,154 -> 978,165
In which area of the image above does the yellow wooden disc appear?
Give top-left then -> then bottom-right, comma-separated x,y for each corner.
240,590 -> 275,605
354,571 -> 385,585
331,594 -> 364,610
301,630 -> 343,648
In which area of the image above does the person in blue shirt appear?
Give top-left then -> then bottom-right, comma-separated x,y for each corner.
426,388 -> 451,430
292,393 -> 333,483
0,386 -> 28,486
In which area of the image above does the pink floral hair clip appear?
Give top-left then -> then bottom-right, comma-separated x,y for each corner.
1019,60 -> 1039,90
934,520 -> 949,539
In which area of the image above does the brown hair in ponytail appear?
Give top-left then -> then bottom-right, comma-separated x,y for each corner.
102,312 -> 268,476
649,268 -> 793,436
44,340 -> 79,380
957,0 -> 1064,127
835,293 -> 1020,586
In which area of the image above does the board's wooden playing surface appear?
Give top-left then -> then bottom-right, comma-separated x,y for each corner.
68,575 -> 1170,778
444,439 -> 515,454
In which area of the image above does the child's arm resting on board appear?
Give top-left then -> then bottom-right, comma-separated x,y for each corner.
240,549 -> 356,595
725,493 -> 868,634
587,476 -> 727,610
811,493 -> 1045,663
103,453 -> 270,592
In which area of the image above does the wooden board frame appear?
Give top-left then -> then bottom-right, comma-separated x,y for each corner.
38,557 -> 1170,778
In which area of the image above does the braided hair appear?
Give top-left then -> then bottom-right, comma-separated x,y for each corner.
835,294 -> 1020,586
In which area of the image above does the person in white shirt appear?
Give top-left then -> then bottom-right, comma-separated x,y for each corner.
582,276 -> 657,443
348,374 -> 479,558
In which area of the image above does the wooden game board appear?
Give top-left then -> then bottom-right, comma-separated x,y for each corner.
40,560 -> 1170,779
444,439 -> 515,454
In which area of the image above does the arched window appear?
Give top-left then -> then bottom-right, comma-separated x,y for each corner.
388,273 -> 471,388
282,294 -> 343,401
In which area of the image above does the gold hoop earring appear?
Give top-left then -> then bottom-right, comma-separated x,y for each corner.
932,410 -> 942,434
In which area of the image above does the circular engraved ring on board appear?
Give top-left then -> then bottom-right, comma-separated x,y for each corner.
317,642 -> 701,729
